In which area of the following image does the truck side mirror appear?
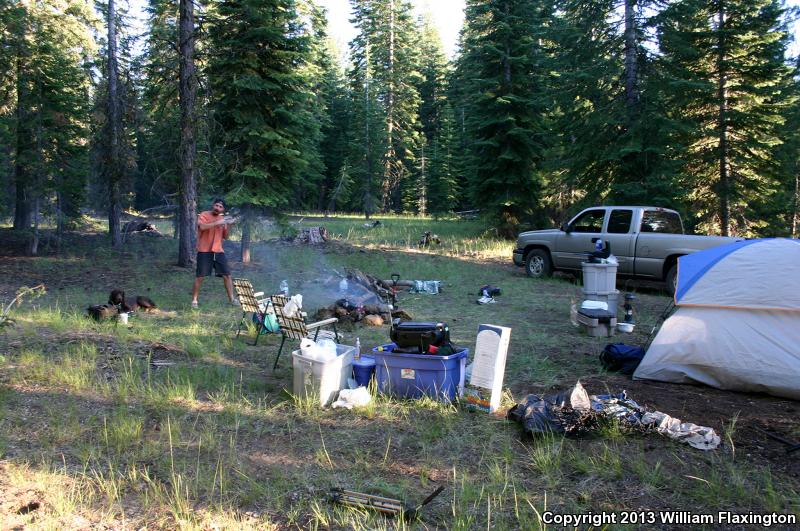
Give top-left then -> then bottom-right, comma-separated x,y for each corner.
560,222 -> 571,233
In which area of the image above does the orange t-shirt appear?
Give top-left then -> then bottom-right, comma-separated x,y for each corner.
197,211 -> 228,253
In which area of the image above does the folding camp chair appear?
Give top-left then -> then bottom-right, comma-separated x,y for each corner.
233,278 -> 272,345
271,294 -> 339,370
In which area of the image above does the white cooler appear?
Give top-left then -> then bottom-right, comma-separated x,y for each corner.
292,344 -> 355,406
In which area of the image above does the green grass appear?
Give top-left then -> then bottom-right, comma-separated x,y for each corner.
289,212 -> 514,260
0,219 -> 798,529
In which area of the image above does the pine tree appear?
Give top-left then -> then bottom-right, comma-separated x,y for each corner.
349,0 -> 421,213
656,0 -> 793,236
770,58 -> 800,236
291,0 -> 328,209
2,0 -> 94,251
136,0 -> 180,212
411,13 -> 450,214
208,0 -> 314,260
348,6 -> 385,218
317,38 -> 353,212
177,0 -> 198,266
90,4 -> 139,233
454,0 -> 547,236
106,0 -> 123,246
427,102 -> 461,215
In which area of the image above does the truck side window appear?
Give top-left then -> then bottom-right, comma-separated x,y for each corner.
571,209 -> 605,233
607,209 -> 633,234
641,210 -> 683,233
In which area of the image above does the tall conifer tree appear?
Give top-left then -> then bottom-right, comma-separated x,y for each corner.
656,0 -> 792,235
208,0 -> 314,260
454,0 -> 547,235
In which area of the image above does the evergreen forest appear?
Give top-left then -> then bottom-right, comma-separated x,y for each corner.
2,0 -> 799,256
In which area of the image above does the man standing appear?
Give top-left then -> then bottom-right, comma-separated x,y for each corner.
191,198 -> 237,308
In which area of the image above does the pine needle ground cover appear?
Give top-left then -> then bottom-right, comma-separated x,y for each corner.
0,221 -> 798,529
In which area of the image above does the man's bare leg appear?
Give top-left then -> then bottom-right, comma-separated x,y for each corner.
192,277 -> 204,305
223,275 -> 235,302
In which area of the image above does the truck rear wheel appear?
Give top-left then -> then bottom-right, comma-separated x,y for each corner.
525,249 -> 553,278
665,264 -> 678,296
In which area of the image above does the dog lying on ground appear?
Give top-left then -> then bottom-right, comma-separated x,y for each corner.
87,291 -> 159,321
87,303 -> 119,321
108,290 -> 157,313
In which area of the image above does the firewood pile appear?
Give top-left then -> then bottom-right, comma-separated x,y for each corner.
314,269 -> 413,326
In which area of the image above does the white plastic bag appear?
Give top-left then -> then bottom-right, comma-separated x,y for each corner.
331,387 -> 372,409
316,338 -> 337,361
283,294 -> 304,318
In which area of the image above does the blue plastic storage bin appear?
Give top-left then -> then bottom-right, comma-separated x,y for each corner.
352,355 -> 376,387
372,343 -> 468,401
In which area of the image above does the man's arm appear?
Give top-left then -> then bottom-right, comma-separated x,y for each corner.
198,219 -> 225,230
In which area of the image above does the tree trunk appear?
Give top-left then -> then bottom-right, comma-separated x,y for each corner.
382,0 -> 396,212
363,44 -> 373,220
13,42 -> 31,230
13,179 -> 31,229
419,142 -> 426,215
623,0 -> 639,118
177,0 -> 197,266
716,3 -> 730,236
29,196 -> 40,256
239,206 -> 252,263
503,1 -> 511,87
107,0 -> 122,247
792,168 -> 799,238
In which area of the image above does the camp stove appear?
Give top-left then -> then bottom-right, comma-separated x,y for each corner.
390,319 -> 450,353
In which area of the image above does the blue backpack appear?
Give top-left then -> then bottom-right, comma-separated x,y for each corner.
600,343 -> 645,375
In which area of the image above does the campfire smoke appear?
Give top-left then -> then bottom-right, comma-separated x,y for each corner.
314,269 -> 412,326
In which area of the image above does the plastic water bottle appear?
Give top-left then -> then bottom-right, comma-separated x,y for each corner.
279,280 -> 289,296
595,239 -> 604,252
339,278 -> 349,292
355,337 -> 361,360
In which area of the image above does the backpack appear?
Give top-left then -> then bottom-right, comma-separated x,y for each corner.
600,343 -> 645,375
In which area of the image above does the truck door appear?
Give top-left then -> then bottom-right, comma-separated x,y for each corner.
555,208 -> 605,270
602,208 -> 635,274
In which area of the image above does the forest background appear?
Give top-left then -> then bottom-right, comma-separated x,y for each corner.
2,0 -> 799,261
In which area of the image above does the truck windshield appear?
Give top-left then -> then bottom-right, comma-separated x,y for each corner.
641,210 -> 682,233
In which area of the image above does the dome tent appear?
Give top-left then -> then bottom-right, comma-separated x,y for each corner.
633,238 -> 800,400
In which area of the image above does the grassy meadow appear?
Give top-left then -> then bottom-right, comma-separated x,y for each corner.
0,216 -> 798,529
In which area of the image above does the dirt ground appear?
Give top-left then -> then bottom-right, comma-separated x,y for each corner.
1,227 -> 799,524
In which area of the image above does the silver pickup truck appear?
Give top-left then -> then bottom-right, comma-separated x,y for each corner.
512,206 -> 741,293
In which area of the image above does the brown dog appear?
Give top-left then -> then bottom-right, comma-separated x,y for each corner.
108,290 -> 157,313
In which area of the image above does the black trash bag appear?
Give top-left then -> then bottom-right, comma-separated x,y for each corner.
507,382 -> 592,436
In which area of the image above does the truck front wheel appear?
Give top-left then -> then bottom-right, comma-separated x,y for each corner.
525,249 -> 553,278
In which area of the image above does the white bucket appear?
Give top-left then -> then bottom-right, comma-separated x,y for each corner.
118,312 -> 129,325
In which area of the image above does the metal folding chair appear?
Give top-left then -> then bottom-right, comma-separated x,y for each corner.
233,278 -> 271,345
271,294 -> 339,370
